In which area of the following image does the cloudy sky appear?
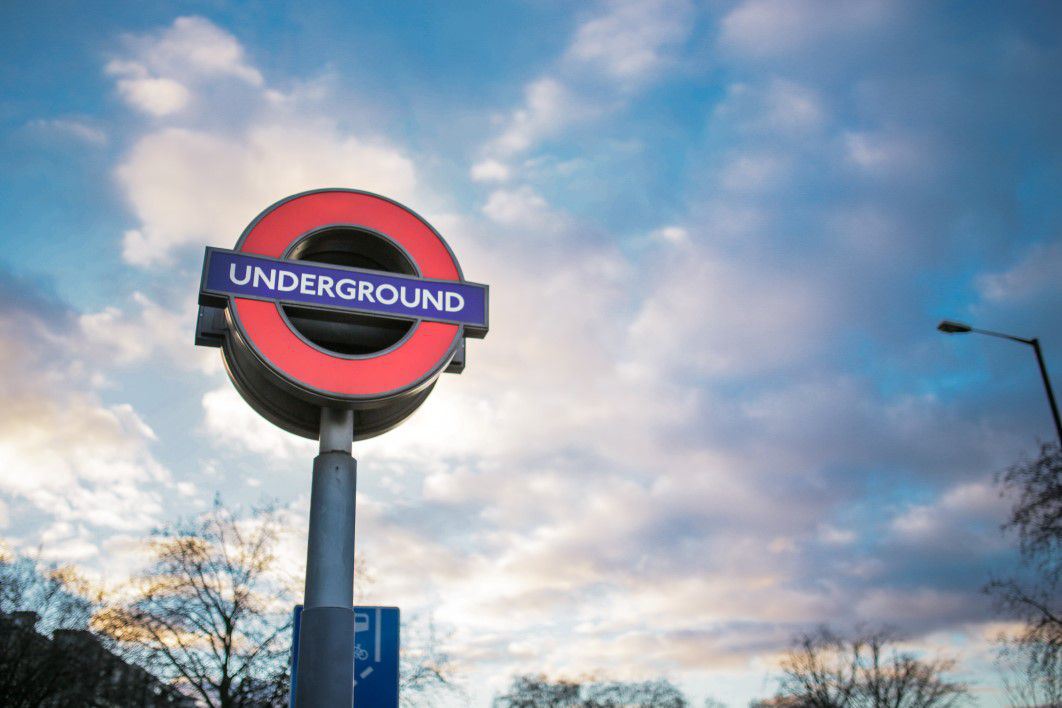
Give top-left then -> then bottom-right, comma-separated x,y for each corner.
2,0 -> 1061,704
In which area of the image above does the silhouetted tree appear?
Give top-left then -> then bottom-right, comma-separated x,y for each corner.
93,502 -> 292,707
0,550 -> 97,706
0,548 -> 187,706
493,674 -> 689,707
584,678 -> 688,707
988,443 -> 1062,705
775,627 -> 968,708
995,632 -> 1061,708
0,550 -> 96,631
748,698 -> 803,708
93,499 -> 456,707
494,674 -> 581,707
399,612 -> 455,706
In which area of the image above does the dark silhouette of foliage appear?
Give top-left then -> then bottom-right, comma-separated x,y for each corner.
583,678 -> 688,707
0,549 -> 187,706
494,674 -> 582,707
988,443 -> 1062,706
995,632 -> 1061,708
999,443 -> 1062,579
0,552 -> 96,634
93,501 -> 292,708
91,498 -> 455,707
774,627 -> 968,708
493,674 -> 689,707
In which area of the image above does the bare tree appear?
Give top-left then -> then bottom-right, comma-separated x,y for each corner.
583,678 -> 688,707
493,674 -> 689,707
0,550 -> 97,632
775,627 -> 968,708
749,698 -> 805,708
0,550 -> 98,706
0,548 -> 187,707
493,674 -> 582,707
996,633 -> 1062,707
93,499 -> 457,707
399,611 -> 456,706
999,443 -> 1062,575
93,501 -> 292,708
988,443 -> 1062,706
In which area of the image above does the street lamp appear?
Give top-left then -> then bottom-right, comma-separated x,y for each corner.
938,319 -> 1062,444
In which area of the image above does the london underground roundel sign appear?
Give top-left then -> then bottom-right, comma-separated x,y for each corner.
195,189 -> 489,441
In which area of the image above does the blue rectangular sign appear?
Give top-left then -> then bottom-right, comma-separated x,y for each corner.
200,248 -> 488,337
289,604 -> 400,708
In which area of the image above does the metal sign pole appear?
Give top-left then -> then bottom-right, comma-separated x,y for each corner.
196,190 -> 488,707
294,408 -> 357,707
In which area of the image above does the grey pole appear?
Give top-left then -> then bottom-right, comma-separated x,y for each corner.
295,408 -> 356,707
1030,339 -> 1062,445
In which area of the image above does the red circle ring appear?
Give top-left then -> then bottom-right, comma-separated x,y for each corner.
228,189 -> 464,400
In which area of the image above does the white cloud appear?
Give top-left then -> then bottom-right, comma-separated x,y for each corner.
976,241 -> 1062,303
650,225 -> 689,245
818,524 -> 857,546
148,16 -> 263,85
107,17 -> 420,266
718,151 -> 789,193
105,16 -> 262,117
112,76 -> 191,116
116,122 -> 417,266
38,529 -> 101,563
476,0 -> 695,171
0,290 -> 175,559
201,386 -> 314,460
316,167 -> 1012,682
470,159 -> 512,183
626,243 -> 832,378
481,186 -> 550,226
26,118 -> 108,145
842,130 -> 931,177
79,292 -> 216,374
566,0 -> 694,84
337,205 -> 952,679
853,588 -> 979,628
714,79 -> 825,137
889,480 -> 1008,546
488,78 -> 595,158
720,0 -> 891,58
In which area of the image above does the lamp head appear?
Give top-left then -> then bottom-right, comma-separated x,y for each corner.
937,320 -> 972,334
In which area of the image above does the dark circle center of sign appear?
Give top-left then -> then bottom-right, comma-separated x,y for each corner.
281,226 -> 417,357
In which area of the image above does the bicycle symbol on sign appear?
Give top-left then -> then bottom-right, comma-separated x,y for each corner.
354,611 -> 373,663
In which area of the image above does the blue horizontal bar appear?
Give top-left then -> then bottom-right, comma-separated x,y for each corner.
200,248 -> 488,334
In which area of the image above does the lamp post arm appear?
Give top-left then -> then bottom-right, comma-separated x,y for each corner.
1029,338 -> 1062,445
969,327 -> 1036,346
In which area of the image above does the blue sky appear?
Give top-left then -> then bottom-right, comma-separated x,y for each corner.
1,1 -> 1061,705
